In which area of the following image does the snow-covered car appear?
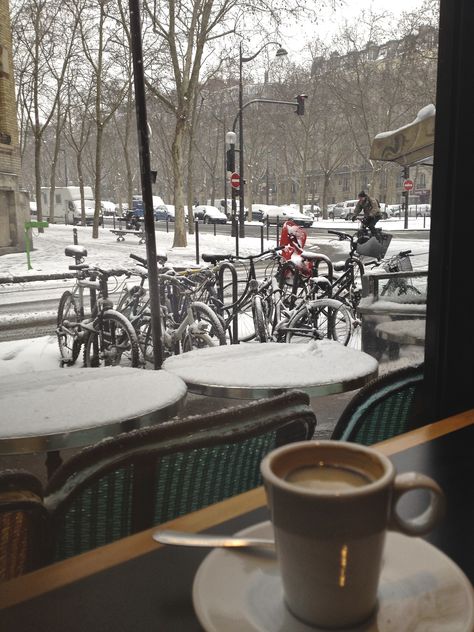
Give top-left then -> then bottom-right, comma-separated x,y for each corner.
100,200 -> 116,216
389,204 -> 430,218
194,205 -> 228,224
261,205 -> 313,228
302,204 -> 321,219
330,199 -> 359,220
155,204 -> 175,221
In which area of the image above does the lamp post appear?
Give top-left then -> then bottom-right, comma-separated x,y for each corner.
226,130 -> 238,247
238,41 -> 287,237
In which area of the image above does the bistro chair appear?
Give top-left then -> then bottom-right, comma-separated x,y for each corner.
330,363 -> 424,445
0,469 -> 48,582
45,390 -> 316,561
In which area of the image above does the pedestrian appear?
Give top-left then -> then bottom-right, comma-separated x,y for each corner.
352,191 -> 382,235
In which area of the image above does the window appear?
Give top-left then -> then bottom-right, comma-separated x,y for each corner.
55,194 -> 61,204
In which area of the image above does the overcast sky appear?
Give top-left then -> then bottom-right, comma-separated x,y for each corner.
281,0 -> 429,57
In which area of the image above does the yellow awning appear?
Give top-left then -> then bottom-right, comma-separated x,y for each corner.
369,105 -> 435,166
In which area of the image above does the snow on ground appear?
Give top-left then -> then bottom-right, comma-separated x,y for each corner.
0,217 -> 429,376
0,216 -> 430,279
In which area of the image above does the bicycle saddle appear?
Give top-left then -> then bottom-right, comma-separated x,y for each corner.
65,245 -> 88,258
201,253 -> 231,264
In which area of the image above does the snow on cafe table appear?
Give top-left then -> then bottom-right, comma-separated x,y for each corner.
162,340 -> 379,399
0,367 -> 187,477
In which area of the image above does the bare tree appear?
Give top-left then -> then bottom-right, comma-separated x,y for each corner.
11,0 -> 82,231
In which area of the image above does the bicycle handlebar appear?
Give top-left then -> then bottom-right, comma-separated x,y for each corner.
202,247 -> 283,265
129,253 -> 168,267
327,230 -> 353,241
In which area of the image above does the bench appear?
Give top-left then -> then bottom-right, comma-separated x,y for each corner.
110,229 -> 145,244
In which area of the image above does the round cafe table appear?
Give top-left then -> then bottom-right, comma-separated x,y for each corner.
163,340 -> 379,399
0,367 -> 187,476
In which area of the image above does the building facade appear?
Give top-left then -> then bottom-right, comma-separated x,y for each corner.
0,0 -> 28,255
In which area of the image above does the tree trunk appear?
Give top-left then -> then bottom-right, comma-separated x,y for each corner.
93,123 -> 103,238
34,134 -> 44,233
172,117 -> 187,247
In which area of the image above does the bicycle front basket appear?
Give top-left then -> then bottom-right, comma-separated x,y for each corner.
356,232 -> 392,259
398,255 -> 413,271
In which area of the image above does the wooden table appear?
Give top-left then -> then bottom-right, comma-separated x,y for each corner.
1,409 -> 472,631
163,340 -> 379,399
0,367 -> 187,476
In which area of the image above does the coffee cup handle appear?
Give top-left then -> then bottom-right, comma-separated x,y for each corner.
389,472 -> 445,536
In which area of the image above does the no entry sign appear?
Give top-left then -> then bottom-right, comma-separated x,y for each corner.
403,179 -> 414,191
230,172 -> 241,189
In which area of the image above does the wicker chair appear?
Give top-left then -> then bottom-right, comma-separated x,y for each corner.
0,469 -> 48,582
330,363 -> 424,445
45,390 -> 316,561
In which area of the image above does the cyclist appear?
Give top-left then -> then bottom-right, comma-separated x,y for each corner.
352,191 -> 382,236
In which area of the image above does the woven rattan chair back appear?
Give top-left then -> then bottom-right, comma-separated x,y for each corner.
330,363 -> 424,445
0,470 -> 48,581
45,390 -> 316,561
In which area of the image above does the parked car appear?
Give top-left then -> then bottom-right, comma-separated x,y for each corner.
155,204 -> 175,221
100,201 -> 116,216
194,205 -> 228,224
389,203 -> 430,218
261,205 -> 313,228
250,204 -> 269,222
302,204 -> 321,219
330,199 -> 359,220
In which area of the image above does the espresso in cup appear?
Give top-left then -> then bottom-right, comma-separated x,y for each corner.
286,463 -> 373,491
261,441 -> 445,629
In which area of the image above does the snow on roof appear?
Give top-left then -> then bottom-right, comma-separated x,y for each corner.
374,104 -> 435,140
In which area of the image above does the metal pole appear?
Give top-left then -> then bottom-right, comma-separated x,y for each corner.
403,166 -> 409,230
238,43 -> 245,238
195,220 -> 200,264
129,0 -> 163,369
223,123 -> 228,219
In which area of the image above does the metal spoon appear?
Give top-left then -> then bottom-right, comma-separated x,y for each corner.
153,529 -> 275,549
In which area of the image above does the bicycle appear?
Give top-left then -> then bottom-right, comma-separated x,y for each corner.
116,254 -> 226,364
251,272 -> 354,346
56,246 -> 139,367
368,250 -> 422,297
199,248 -> 284,342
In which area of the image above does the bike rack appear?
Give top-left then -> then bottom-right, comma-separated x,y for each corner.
217,262 -> 239,344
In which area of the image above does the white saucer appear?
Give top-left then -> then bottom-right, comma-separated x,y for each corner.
193,521 -> 474,632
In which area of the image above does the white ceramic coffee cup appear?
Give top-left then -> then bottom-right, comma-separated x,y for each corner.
260,440 -> 445,629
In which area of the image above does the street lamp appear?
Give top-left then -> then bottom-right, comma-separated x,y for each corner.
226,131 -> 238,241
238,41 -> 287,237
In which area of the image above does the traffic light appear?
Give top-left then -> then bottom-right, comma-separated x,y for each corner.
226,147 -> 235,172
295,94 -> 308,116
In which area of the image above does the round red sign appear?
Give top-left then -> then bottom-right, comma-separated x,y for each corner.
403,179 -> 414,191
230,172 -> 240,189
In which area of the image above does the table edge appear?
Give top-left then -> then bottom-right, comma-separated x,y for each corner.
1,407 -> 473,610
185,370 -> 379,399
0,395 -> 187,455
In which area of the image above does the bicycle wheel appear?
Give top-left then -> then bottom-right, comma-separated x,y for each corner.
252,294 -> 270,342
116,286 -> 148,319
182,302 -> 227,352
83,310 -> 140,367
381,279 -> 422,297
285,298 -> 353,346
57,291 -> 82,366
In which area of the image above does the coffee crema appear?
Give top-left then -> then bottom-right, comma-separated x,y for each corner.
285,464 -> 373,492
